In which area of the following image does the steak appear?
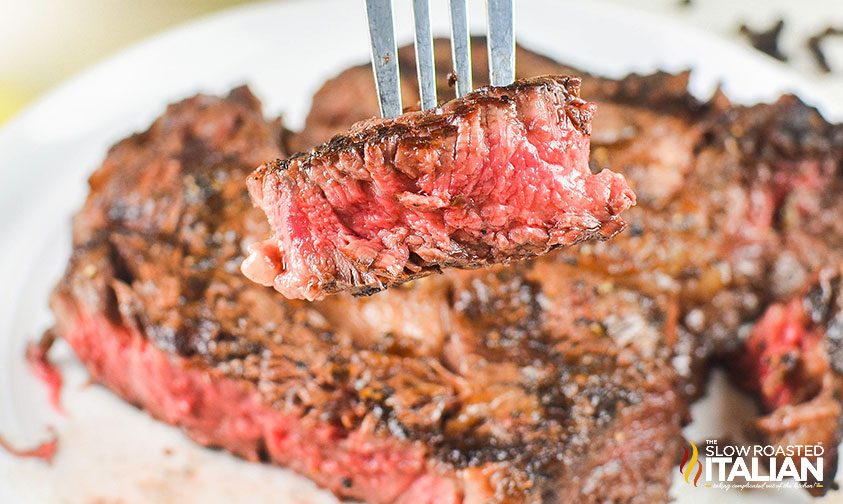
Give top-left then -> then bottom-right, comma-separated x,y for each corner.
244,76 -> 635,301
46,40 -> 843,502
50,83 -> 684,502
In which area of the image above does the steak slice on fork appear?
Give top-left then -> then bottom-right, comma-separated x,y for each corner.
243,76 -> 635,301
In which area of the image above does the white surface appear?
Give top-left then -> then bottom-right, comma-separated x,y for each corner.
0,0 -> 841,502
608,0 -> 843,102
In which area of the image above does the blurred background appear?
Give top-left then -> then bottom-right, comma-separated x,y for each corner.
1,0 -> 843,124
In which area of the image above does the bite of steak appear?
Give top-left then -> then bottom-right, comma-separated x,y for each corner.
243,76 -> 635,301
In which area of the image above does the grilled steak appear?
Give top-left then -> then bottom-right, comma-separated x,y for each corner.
47,39 -> 843,502
244,76 -> 635,301
51,87 -> 683,503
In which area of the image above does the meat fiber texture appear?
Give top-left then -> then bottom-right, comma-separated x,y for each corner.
243,76 -> 635,300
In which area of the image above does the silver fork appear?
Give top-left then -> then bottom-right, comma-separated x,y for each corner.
364,0 -> 515,118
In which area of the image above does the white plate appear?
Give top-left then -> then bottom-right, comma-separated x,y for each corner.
0,1 -> 840,502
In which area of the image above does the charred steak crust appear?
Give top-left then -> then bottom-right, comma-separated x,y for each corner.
244,76 -> 635,301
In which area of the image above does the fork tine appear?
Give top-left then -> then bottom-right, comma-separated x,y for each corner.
448,0 -> 473,98
412,0 -> 437,110
365,0 -> 402,118
486,0 -> 515,86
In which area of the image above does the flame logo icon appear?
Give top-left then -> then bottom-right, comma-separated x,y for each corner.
679,439 -> 703,487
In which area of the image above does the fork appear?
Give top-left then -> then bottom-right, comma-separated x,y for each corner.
364,0 -> 515,118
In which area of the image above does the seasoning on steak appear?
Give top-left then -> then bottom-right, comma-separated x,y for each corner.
243,76 -> 635,301
49,86 -> 683,503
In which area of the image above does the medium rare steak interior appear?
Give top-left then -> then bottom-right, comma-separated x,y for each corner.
244,76 -> 635,301
46,39 -> 843,502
